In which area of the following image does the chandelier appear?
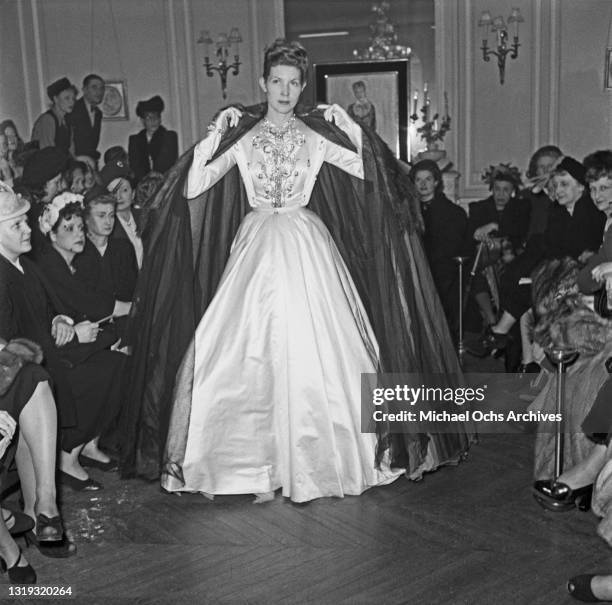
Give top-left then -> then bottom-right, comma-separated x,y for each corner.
353,1 -> 411,60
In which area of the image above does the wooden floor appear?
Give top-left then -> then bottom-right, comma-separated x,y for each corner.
3,359 -> 611,604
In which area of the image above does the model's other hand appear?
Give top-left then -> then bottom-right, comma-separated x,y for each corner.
211,107 -> 243,134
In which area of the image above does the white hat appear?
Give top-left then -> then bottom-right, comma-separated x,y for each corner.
0,181 -> 30,222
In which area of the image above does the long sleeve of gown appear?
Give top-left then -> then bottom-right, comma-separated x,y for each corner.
186,129 -> 237,199
322,119 -> 364,180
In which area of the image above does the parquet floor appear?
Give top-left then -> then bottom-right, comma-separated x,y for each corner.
3,361 -> 610,604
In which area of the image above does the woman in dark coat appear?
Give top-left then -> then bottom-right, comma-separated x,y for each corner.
128,95 -> 178,184
13,194 -> 126,491
409,159 -> 469,337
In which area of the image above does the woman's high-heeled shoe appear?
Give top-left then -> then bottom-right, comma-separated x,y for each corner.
532,480 -> 593,512
0,548 -> 36,584
35,513 -> 64,542
568,574 -> 611,602
25,530 -> 76,559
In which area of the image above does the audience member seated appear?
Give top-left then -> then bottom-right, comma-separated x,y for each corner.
1,190 -> 125,492
31,78 -> 76,155
467,163 -> 530,333
71,74 -> 104,164
128,95 -> 178,184
0,184 -> 76,558
18,147 -> 69,259
529,258 -> 610,505
75,190 -> 138,339
99,160 -> 143,268
479,157 -> 606,357
577,150 -> 612,306
409,159 -> 469,337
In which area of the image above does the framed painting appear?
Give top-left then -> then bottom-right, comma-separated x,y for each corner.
314,60 -> 409,161
101,79 -> 129,121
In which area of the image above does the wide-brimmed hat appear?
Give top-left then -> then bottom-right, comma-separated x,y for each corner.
47,77 -> 76,100
0,182 -> 30,222
99,159 -> 131,191
136,95 -> 164,118
21,147 -> 68,188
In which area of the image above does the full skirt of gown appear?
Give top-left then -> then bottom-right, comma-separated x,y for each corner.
161,206 -> 403,502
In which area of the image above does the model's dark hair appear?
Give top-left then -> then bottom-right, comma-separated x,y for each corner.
263,39 -> 309,83
583,150 -> 612,183
526,145 -> 562,179
409,160 -> 444,196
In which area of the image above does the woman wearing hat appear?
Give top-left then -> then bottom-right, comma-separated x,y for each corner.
18,147 -> 69,260
31,78 -> 76,155
478,156 -> 605,357
128,95 -> 178,184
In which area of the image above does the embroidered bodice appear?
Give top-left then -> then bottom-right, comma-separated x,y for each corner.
187,116 -> 364,209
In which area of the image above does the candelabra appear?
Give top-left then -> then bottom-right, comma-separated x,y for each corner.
352,1 -> 411,60
197,28 -> 242,99
410,86 -> 451,150
478,8 -> 524,84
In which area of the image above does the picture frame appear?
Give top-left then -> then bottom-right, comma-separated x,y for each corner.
605,48 -> 612,91
101,79 -> 129,121
314,60 -> 410,161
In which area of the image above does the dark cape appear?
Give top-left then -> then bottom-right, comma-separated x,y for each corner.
120,103 -> 472,480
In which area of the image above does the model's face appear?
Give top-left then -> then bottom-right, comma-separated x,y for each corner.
51,215 -> 85,255
115,178 -> 133,211
84,78 -> 105,105
589,176 -> 612,215
44,173 -> 65,202
492,180 -> 514,208
260,65 -> 304,117
55,89 -> 75,114
414,170 -> 437,202
535,154 -> 558,177
4,126 -> 17,151
553,172 -> 584,207
0,214 -> 31,261
86,203 -> 115,238
70,168 -> 85,194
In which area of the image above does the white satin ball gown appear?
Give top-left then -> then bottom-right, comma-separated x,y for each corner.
161,115 -> 405,502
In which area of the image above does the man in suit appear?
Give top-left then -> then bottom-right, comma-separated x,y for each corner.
70,74 -> 105,164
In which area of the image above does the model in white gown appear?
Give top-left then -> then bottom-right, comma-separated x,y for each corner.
160,104 -> 403,502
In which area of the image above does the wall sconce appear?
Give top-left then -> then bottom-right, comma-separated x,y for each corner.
197,28 -> 242,99
478,8 -> 524,84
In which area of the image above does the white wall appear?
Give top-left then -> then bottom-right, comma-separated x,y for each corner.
1,0 -> 284,157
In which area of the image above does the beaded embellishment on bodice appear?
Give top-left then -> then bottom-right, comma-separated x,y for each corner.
252,117 -> 306,208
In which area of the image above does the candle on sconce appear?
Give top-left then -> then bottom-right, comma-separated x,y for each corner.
412,91 -> 418,116
425,98 -> 430,122
444,91 -> 449,119
434,118 -> 439,131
